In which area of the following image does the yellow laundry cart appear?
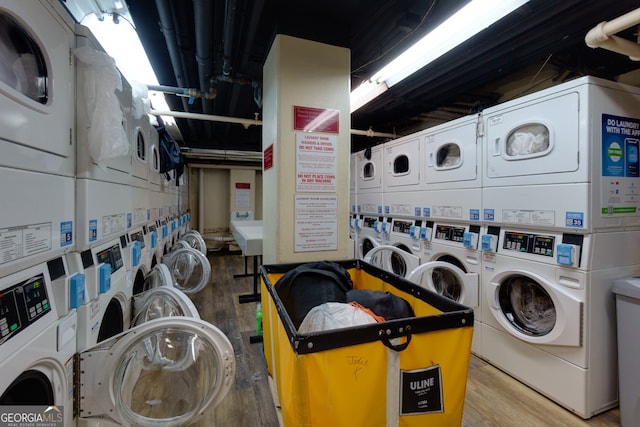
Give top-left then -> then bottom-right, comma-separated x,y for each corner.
260,259 -> 474,427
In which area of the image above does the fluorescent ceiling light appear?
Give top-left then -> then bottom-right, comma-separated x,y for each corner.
350,0 -> 529,112
81,13 -> 175,125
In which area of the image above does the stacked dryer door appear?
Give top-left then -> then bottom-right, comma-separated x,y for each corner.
355,145 -> 384,259
481,75 -> 640,233
421,114 -> 481,224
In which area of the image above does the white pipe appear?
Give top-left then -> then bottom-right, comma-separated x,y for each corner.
585,8 -> 640,60
151,108 -> 396,138
151,109 -> 262,129
198,168 -> 204,235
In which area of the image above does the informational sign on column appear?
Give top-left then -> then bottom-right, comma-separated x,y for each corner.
296,133 -> 337,192
294,194 -> 337,252
235,182 -> 251,208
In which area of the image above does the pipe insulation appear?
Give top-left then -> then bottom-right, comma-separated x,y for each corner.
585,8 -> 640,60
150,109 -> 396,138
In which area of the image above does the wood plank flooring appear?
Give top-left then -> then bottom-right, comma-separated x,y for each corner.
189,251 -> 621,427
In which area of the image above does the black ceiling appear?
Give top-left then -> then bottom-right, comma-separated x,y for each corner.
127,0 -> 640,154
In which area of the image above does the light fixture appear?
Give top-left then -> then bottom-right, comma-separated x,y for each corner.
350,0 -> 530,112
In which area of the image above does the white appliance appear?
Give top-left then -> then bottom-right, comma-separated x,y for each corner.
482,76 -> 640,232
421,114 -> 481,223
0,262 -> 78,427
419,219 -> 482,355
356,214 -> 383,260
356,145 -> 384,216
479,227 -> 640,418
383,132 -> 424,221
124,186 -> 153,297
76,316 -> 235,427
0,0 -> 76,279
67,238 -> 131,352
179,230 -> 208,255
379,217 -> 423,277
130,113 -> 151,191
349,153 -> 358,258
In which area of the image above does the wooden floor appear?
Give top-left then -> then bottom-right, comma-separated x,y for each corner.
189,251 -> 621,427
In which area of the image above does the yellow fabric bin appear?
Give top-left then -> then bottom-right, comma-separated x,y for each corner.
260,259 -> 474,427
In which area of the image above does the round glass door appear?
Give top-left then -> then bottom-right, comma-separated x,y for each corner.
162,247 -> 210,294
131,285 -> 200,326
497,275 -> 556,336
181,231 -> 207,255
141,263 -> 174,292
364,245 -> 419,278
406,261 -> 473,304
81,317 -> 235,427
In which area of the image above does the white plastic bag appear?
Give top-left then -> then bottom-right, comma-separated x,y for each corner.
73,45 -> 129,166
298,302 -> 378,333
131,80 -> 151,119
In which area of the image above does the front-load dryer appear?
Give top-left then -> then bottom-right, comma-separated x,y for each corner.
479,227 -> 640,418
421,114 -> 481,224
0,262 -> 78,427
0,0 -> 75,178
356,145 -> 384,220
482,75 -> 640,232
76,316 -> 235,427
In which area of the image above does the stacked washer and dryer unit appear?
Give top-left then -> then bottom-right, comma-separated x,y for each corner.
478,76 -> 640,419
0,2 -> 236,426
0,2 -> 79,425
353,76 -> 640,419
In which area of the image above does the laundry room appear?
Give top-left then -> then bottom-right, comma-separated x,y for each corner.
2,0 -> 640,426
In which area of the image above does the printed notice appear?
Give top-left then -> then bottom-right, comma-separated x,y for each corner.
294,194 -> 338,252
0,223 -> 51,265
296,133 -> 337,192
601,114 -> 640,216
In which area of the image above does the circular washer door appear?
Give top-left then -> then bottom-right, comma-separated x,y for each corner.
498,274 -> 556,337
406,261 -> 475,304
141,263 -> 175,291
132,285 -> 200,326
162,247 -> 211,294
181,231 -> 207,255
364,244 -> 420,278
80,317 -> 235,427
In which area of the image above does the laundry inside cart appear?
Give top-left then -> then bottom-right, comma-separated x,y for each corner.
260,259 -> 474,427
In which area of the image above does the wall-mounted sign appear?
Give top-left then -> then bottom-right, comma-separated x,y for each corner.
294,105 -> 339,134
296,133 -> 337,192
263,144 -> 274,171
294,194 -> 338,252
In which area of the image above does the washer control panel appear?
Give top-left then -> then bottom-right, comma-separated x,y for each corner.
503,231 -> 554,257
0,273 -> 51,344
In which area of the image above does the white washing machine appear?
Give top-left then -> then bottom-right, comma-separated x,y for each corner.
479,227 -> 640,418
418,219 -> 482,356
130,112 -> 151,191
363,244 -> 420,279
66,237 -> 131,352
356,214 -> 383,260
421,114 -> 481,224
0,262 -> 78,427
0,0 -> 76,279
482,75 -> 640,233
124,186 -> 153,297
378,217 -> 424,277
76,316 -> 235,427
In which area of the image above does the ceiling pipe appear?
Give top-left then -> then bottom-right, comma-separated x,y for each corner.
150,109 -> 396,138
585,8 -> 640,60
222,0 -> 237,77
193,0 -> 214,115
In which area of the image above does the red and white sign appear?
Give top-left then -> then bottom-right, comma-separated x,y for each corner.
263,144 -> 274,171
293,106 -> 339,134
296,133 -> 337,192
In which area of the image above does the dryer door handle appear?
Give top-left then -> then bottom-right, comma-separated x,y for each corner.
493,137 -> 501,156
